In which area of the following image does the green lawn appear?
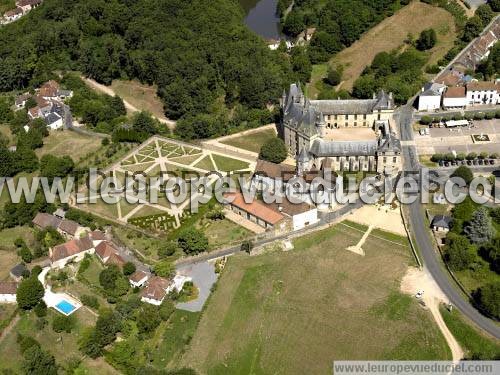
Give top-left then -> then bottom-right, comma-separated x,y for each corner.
193,155 -> 216,171
182,223 -> 450,373
203,218 -> 252,250
221,128 -> 277,153
440,306 -> 500,359
212,154 -> 249,172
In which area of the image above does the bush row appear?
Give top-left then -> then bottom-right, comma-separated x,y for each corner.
420,110 -> 500,125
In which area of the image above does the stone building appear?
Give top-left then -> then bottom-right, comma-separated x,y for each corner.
280,83 -> 401,175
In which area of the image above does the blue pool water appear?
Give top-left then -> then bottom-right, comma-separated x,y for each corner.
55,300 -> 76,315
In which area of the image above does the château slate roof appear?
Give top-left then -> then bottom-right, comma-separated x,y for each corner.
310,139 -> 378,157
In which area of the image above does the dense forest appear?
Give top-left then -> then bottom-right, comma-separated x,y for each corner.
280,0 -> 409,63
0,0 -> 294,138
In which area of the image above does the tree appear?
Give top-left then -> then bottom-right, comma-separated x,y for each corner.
19,245 -> 33,263
79,328 -> 103,359
489,0 -> 500,12
159,299 -> 175,321
474,282 -> 500,319
158,241 -> 178,259
259,137 -> 287,164
122,262 -> 136,276
52,315 -> 75,333
451,165 -> 474,185
416,29 -> 437,51
99,265 -> 129,297
34,301 -> 47,317
462,16 -> 483,42
444,233 -> 477,271
476,4 -> 494,26
22,345 -> 57,375
465,208 -> 496,244
39,154 -> 74,182
282,11 -> 304,37
326,66 -> 342,86
16,276 -> 44,310
95,309 -> 122,347
136,304 -> 161,334
177,228 -> 209,255
241,240 -> 254,254
153,260 -> 174,278
132,111 -> 157,135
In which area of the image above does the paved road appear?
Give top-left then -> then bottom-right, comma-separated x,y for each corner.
396,105 -> 500,339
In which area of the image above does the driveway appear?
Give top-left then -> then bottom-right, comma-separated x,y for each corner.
176,261 -> 218,312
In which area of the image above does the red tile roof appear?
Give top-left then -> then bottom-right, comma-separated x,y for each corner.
129,270 -> 148,283
466,81 -> 499,91
58,219 -> 80,236
95,241 -> 118,261
88,231 -> 106,241
106,253 -> 126,267
444,86 -> 466,98
140,276 -> 171,301
51,236 -> 93,262
224,192 -> 285,225
0,282 -> 17,295
32,212 -> 61,229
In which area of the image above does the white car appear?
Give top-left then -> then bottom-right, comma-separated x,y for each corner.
415,290 -> 424,299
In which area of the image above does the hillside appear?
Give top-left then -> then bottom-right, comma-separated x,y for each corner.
0,0 -> 291,123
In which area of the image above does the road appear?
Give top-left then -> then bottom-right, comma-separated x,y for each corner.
396,105 -> 500,339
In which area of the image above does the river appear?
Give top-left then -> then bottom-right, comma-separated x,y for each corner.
240,0 -> 282,40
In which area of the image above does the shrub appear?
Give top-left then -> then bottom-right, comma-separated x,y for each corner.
430,153 -> 443,162
474,112 -> 485,120
158,242 -> 178,258
451,166 -> 474,185
485,111 -> 495,120
420,116 -> 432,125
466,152 -> 477,160
259,137 -> 288,164
81,295 -> 99,310
34,301 -> 47,318
123,262 -> 136,276
52,315 -> 75,333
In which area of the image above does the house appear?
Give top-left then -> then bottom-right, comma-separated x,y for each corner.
129,270 -> 149,288
140,276 -> 172,305
38,80 -> 59,99
253,159 -> 296,192
168,274 -> 192,294
14,93 -> 31,109
0,282 -> 17,303
49,236 -> 94,269
431,215 -> 453,233
45,112 -> 63,130
417,83 -> 446,111
95,241 -> 119,263
4,7 -> 23,22
88,230 -> 106,242
57,219 -> 84,239
57,89 -> 73,100
435,70 -> 463,87
466,81 -> 499,106
32,212 -> 62,230
223,192 -> 288,233
16,0 -> 42,13
443,87 -> 467,109
269,199 -> 319,231
9,263 -> 28,282
106,252 -> 126,268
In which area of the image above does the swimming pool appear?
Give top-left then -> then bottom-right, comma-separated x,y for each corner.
55,299 -> 77,315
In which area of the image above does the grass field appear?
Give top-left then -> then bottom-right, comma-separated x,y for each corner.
220,128 -> 277,153
203,218 -> 252,250
440,306 -> 500,359
182,223 -> 451,373
308,1 -> 457,97
111,80 -> 167,122
36,130 -> 102,162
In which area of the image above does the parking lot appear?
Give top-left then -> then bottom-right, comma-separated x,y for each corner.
415,119 -> 500,155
